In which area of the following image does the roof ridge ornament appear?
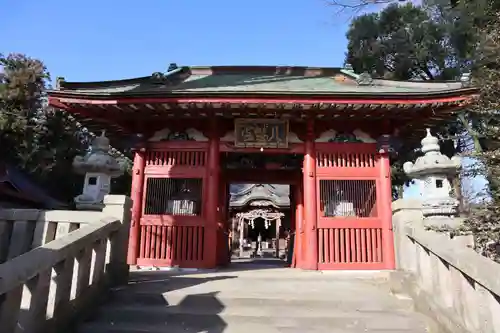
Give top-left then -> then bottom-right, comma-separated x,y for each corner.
55,77 -> 65,90
151,63 -> 181,82
356,72 -> 374,86
168,63 -> 178,72
344,63 -> 354,72
340,63 -> 361,80
151,72 -> 165,81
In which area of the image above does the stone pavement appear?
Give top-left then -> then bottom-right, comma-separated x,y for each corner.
76,259 -> 437,333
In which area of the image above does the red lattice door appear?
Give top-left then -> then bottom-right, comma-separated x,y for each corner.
137,146 -> 209,268
315,143 -> 391,270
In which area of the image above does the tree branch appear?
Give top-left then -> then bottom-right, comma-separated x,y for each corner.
325,0 -> 396,13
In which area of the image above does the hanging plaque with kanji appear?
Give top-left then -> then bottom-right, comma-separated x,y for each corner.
234,119 -> 289,148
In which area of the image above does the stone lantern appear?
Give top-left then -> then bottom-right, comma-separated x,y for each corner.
73,132 -> 124,210
403,128 -> 461,225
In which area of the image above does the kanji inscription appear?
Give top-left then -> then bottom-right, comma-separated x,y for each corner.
234,119 -> 289,148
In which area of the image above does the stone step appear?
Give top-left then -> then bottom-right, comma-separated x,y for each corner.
128,268 -> 393,282
75,269 -> 434,333
119,277 -> 394,297
107,290 -> 414,312
80,305 -> 429,332
77,321 -> 429,333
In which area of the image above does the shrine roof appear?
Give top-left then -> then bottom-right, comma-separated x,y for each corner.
49,65 -> 476,98
47,65 -> 477,144
229,184 -> 290,208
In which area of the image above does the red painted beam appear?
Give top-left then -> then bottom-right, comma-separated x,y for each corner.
49,97 -> 135,133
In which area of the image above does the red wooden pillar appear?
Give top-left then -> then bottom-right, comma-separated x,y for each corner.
128,147 -> 146,265
303,119 -> 318,270
205,119 -> 220,268
379,152 -> 396,269
294,183 -> 304,268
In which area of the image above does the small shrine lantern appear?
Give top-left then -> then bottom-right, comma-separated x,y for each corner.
73,132 -> 124,210
403,128 -> 461,218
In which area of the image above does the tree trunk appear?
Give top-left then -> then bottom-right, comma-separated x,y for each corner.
452,177 -> 464,214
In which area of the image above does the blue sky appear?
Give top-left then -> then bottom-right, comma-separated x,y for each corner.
2,0 -> 484,199
1,0 -> 353,82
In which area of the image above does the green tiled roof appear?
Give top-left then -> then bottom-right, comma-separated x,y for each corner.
175,73 -> 465,94
51,66 -> 474,97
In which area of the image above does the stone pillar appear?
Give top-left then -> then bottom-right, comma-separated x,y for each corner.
392,199 -> 423,271
102,195 -> 132,286
205,119 -> 220,268
128,147 -> 145,265
379,152 -> 396,269
303,119 -> 318,270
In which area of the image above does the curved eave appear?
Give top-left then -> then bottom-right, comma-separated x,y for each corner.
230,198 -> 290,209
47,87 -> 478,101
48,92 -> 477,111
55,67 -> 189,90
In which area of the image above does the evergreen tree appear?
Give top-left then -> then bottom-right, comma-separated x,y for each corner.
345,3 -> 480,202
0,53 -> 119,202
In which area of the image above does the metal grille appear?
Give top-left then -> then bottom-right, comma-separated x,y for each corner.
146,151 -> 206,167
144,178 -> 203,215
316,152 -> 376,168
319,180 -> 377,217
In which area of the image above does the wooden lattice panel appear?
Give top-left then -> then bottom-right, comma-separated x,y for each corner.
317,227 -> 384,268
316,152 -> 376,168
138,225 -> 205,265
146,151 -> 206,167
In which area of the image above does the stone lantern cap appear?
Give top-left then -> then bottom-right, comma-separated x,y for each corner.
403,128 -> 461,178
73,132 -> 123,177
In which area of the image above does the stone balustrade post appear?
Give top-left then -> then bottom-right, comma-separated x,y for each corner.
102,195 -> 132,286
392,199 -> 423,272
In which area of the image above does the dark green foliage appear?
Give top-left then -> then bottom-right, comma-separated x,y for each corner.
344,0 -> 500,262
0,53 -> 131,203
460,11 -> 500,262
345,2 -> 481,199
346,3 -> 463,80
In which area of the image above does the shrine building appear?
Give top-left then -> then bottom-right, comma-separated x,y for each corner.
47,65 -> 477,270
228,184 -> 291,259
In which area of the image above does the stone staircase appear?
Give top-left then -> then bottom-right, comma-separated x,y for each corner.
76,261 -> 438,333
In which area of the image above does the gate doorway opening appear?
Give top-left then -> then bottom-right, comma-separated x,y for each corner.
225,183 -> 296,269
221,152 -> 303,269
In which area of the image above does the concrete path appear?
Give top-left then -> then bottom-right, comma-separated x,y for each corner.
76,259 -> 436,332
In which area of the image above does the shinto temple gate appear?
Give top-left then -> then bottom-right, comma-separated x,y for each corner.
47,65 -> 476,270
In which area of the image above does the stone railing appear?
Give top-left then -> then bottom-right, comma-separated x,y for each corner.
0,195 -> 132,333
0,209 -> 107,264
392,200 -> 500,333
